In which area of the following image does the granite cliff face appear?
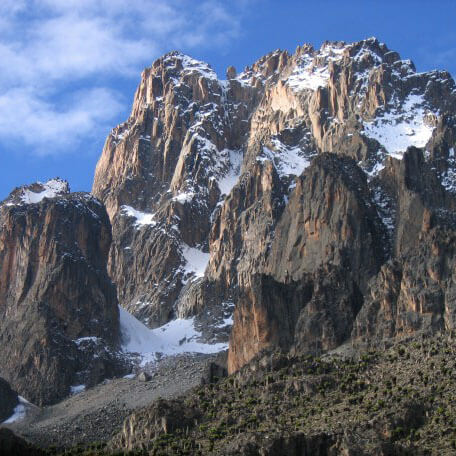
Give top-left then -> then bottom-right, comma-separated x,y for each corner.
228,153 -> 385,372
90,37 -> 456,374
0,180 -> 126,406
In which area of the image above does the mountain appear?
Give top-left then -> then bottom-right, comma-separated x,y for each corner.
92,37 -> 456,374
0,179 -> 127,405
2,36 -> 456,454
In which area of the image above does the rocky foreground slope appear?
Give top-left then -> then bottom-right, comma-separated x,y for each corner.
92,37 -> 456,373
0,179 -> 127,405
107,333 -> 456,455
27,332 -> 456,455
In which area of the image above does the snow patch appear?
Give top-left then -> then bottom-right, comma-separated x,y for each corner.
3,396 -> 29,424
286,44 -> 346,92
119,306 -> 227,366
362,94 -> 437,159
287,58 -> 330,92
441,148 -> 456,193
20,179 -> 68,204
180,55 -> 218,81
172,191 -> 195,204
121,205 -> 156,227
372,186 -> 395,233
215,315 -> 234,328
218,149 -> 243,195
70,384 -> 86,395
260,141 -> 311,178
164,52 -> 218,83
73,336 -> 101,346
363,160 -> 386,179
182,245 -> 210,279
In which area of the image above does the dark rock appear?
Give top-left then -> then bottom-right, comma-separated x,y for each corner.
0,429 -> 44,456
268,153 -> 386,290
0,377 -> 18,423
200,361 -> 227,385
228,154 -> 384,372
223,432 -> 338,456
353,226 -> 456,343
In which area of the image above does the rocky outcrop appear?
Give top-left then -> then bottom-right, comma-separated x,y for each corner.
92,51 -> 258,326
267,153 -> 385,287
110,398 -> 201,452
0,377 -> 18,423
0,180 -> 126,406
353,225 -> 456,343
352,143 -> 456,345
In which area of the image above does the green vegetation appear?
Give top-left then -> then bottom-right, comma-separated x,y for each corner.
50,333 -> 456,455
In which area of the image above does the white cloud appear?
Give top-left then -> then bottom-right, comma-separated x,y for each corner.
0,88 -> 124,155
0,0 -> 249,155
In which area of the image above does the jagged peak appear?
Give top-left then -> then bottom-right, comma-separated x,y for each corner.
2,178 -> 70,207
284,38 -> 415,94
235,48 -> 290,86
151,50 -> 218,81
319,39 -> 347,51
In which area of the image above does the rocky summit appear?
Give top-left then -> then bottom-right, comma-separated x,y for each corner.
0,179 -> 127,406
1,37 -> 456,454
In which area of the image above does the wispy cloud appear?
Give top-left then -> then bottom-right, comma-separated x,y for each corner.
0,88 -> 124,155
0,0 -> 249,155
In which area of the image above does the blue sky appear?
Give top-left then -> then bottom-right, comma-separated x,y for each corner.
1,0 -> 455,199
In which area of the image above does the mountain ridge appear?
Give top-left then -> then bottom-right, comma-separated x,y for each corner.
91,36 -> 456,374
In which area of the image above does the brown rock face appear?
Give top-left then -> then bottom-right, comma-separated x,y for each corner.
228,154 -> 384,373
0,181 -> 125,405
267,153 -> 385,288
352,141 -> 456,345
92,51 -> 261,325
227,275 -> 311,373
353,226 -> 456,343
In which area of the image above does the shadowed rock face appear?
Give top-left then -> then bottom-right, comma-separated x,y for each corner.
0,428 -> 44,456
228,154 -> 384,372
0,377 -> 18,423
90,37 -> 456,371
0,182 -> 124,406
352,143 -> 456,345
267,153 -> 385,289
353,223 -> 456,343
